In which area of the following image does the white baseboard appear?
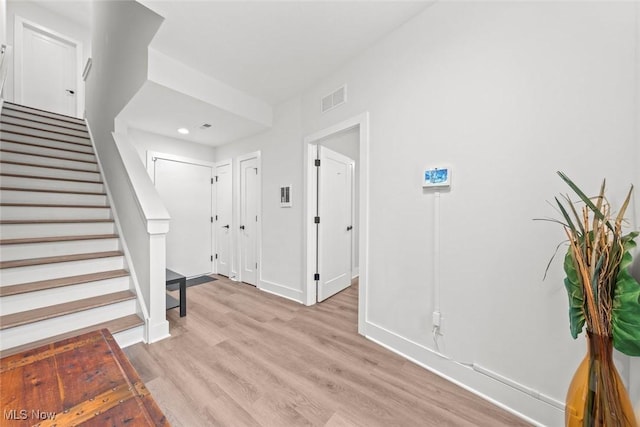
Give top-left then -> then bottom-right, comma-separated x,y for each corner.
114,324 -> 145,348
364,321 -> 563,427
147,319 -> 170,343
259,279 -> 304,304
352,266 -> 359,279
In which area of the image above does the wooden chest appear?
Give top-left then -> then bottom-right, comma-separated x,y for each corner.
1,329 -> 168,426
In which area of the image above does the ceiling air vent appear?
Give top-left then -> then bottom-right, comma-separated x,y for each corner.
321,85 -> 347,113
200,123 -> 212,129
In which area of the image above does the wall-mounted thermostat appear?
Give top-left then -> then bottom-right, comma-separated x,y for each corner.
423,167 -> 451,188
280,185 -> 292,207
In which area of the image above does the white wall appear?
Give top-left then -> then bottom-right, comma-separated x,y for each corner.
218,2 -> 639,425
301,2 -> 639,425
127,127 -> 216,167
319,127 -> 360,274
0,0 -> 6,99
216,97 -> 304,301
4,0 -> 91,104
1,0 -> 7,45
86,0 -> 169,342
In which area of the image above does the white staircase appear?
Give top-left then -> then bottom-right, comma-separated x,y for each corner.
0,102 -> 145,356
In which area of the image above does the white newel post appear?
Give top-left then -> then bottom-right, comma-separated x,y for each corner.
147,219 -> 170,343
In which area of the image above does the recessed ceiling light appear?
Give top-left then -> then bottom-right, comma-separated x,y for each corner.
177,128 -> 189,135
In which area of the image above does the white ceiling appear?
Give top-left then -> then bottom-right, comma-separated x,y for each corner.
119,82 -> 270,146
140,1 -> 432,106
28,1 -> 433,146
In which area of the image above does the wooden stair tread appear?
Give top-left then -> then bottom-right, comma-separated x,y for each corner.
1,234 -> 118,245
0,290 -> 136,330
0,172 -> 102,184
0,120 -> 90,140
0,269 -> 129,297
0,138 -> 94,155
0,250 -> 123,269
0,148 -> 97,164
1,113 -> 89,133
0,219 -> 113,224
0,314 -> 143,358
0,186 -> 105,195
2,103 -> 86,125
0,129 -> 91,146
0,202 -> 109,208
0,160 -> 100,174
0,104 -> 140,355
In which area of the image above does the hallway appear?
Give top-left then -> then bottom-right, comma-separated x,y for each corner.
125,277 -> 529,426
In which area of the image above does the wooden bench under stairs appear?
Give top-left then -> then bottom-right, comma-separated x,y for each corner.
0,102 -> 145,357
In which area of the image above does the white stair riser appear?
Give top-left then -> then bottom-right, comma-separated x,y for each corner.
0,190 -> 107,205
1,110 -> 86,131
1,132 -> 94,154
113,324 -> 145,348
1,123 -> 91,146
0,163 -> 101,181
0,299 -> 137,351
2,105 -> 84,124
0,206 -> 111,221
0,151 -> 98,171
1,116 -> 89,138
1,238 -> 120,261
0,222 -> 115,239
0,276 -> 131,315
0,176 -> 104,193
0,256 -> 125,286
0,141 -> 96,162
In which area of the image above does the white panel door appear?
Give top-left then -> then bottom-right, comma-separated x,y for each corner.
155,159 -> 212,278
22,24 -> 76,116
215,163 -> 233,277
239,157 -> 259,285
317,146 -> 353,302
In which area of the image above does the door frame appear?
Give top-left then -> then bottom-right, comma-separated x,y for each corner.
146,150 -> 216,275
303,112 -> 369,335
14,15 -> 84,118
236,151 -> 262,286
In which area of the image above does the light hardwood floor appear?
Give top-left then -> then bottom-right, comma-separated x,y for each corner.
125,276 -> 531,427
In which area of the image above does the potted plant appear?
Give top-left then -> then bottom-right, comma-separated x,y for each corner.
544,172 -> 640,427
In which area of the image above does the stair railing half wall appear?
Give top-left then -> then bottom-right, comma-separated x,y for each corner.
84,121 -> 171,344
110,131 -> 171,344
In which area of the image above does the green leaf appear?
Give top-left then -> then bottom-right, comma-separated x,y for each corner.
563,249 -> 586,338
556,172 -> 613,232
555,196 -> 578,236
612,246 -> 640,356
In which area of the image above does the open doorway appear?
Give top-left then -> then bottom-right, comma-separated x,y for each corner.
304,113 -> 369,335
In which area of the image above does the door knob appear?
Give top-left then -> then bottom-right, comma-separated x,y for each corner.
65,89 -> 75,95
240,225 -> 245,230
347,225 -> 353,231
223,224 -> 230,229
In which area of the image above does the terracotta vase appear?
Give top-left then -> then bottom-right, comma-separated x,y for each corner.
565,333 -> 637,427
